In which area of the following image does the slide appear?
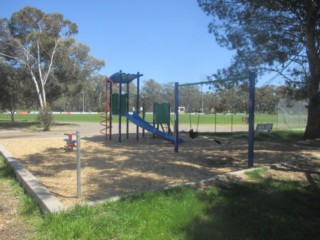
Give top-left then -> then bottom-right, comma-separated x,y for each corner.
126,112 -> 183,144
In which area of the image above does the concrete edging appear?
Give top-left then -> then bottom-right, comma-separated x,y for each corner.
0,144 -> 65,213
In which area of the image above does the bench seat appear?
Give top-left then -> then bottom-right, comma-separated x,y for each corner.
255,123 -> 273,133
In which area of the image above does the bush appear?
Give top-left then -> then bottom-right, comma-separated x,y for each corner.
37,106 -> 53,131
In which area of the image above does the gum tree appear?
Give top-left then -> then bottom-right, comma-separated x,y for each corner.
0,61 -> 24,120
0,7 -> 78,110
198,0 -> 320,139
0,7 -> 104,130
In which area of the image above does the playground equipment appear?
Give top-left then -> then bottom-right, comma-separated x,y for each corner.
102,71 -> 256,166
174,73 -> 256,166
126,112 -> 183,144
153,102 -> 172,134
102,70 -> 182,146
64,133 -> 77,150
100,77 -> 113,139
188,112 -> 201,139
101,71 -> 143,142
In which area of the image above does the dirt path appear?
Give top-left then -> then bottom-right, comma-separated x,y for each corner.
0,168 -> 34,240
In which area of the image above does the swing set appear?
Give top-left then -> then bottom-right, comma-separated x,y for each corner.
175,73 -> 256,168
182,78 -> 243,140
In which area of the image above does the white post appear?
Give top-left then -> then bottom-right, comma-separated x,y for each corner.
76,131 -> 81,198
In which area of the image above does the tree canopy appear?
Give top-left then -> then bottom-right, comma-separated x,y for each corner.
0,7 -> 105,129
198,0 -> 320,139
0,7 -> 104,107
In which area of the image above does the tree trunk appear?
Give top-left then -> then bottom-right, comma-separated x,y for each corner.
9,97 -> 15,122
9,110 -> 15,122
303,6 -> 320,139
304,95 -> 320,139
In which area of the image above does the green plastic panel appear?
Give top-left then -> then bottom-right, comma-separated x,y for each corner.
154,103 -> 170,124
112,93 -> 128,115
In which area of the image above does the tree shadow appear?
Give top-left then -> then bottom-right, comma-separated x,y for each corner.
270,160 -> 320,191
181,177 -> 320,240
0,120 -> 39,130
0,120 -> 78,131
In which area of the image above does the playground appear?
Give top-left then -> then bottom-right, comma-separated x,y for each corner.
1,121 -> 319,206
1,71 -> 319,207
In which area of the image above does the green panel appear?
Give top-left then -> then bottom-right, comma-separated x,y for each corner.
154,103 -> 170,124
112,93 -> 119,114
112,93 -> 128,115
121,94 -> 128,115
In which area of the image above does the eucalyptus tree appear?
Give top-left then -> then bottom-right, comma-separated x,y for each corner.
255,86 -> 281,114
0,7 -> 104,130
198,0 -> 320,139
140,79 -> 163,111
0,7 -> 78,110
160,83 -> 175,108
0,61 -> 23,120
52,41 -> 105,111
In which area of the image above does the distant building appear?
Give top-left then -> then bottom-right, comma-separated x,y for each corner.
178,106 -> 185,113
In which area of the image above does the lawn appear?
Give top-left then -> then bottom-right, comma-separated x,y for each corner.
1,154 -> 319,240
0,112 -> 278,125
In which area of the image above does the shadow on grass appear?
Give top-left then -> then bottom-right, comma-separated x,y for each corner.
205,131 -> 320,148
183,177 -> 320,240
0,120 -> 78,130
0,120 -> 40,130
254,131 -> 304,142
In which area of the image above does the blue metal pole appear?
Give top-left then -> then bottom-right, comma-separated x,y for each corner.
126,82 -> 129,140
118,70 -> 122,143
109,81 -> 112,140
174,82 -> 179,152
136,72 -> 140,140
248,72 -> 255,167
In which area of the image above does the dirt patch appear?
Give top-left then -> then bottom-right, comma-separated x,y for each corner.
1,131 -> 319,206
0,179 -> 34,240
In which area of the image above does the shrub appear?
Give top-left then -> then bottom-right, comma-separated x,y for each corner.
37,106 -> 53,131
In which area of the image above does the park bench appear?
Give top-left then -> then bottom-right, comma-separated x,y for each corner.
255,123 -> 273,134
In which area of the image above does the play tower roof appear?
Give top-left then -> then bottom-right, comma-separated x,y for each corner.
109,71 -> 143,84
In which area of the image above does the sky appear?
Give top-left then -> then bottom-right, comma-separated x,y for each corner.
1,0 -> 279,86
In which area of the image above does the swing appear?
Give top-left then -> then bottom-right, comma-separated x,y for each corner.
188,84 -> 204,139
189,115 -> 199,139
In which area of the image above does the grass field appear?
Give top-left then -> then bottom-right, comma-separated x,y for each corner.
1,155 -> 319,240
0,113 -> 278,125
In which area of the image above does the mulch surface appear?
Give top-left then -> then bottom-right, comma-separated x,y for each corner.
1,131 -> 319,206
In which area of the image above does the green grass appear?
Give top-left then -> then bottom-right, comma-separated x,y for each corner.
0,155 -> 42,233
36,175 -> 320,240
37,188 -> 203,240
0,156 -> 39,215
0,113 -> 278,125
1,154 -> 320,239
245,168 -> 268,180
179,113 -> 278,125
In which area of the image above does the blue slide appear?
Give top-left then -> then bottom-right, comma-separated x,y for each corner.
126,112 -> 183,144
